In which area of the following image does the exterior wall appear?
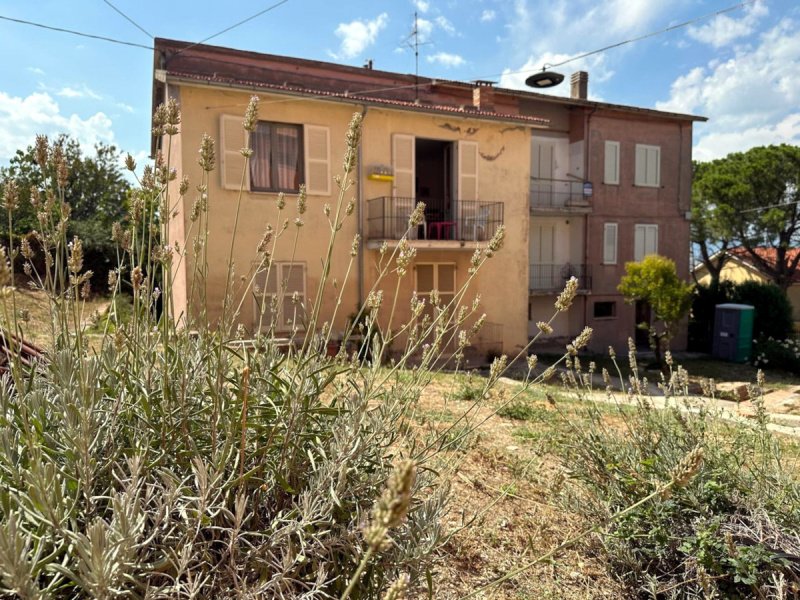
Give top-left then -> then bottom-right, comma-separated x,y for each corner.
694,261 -> 765,286
171,84 -> 531,353
584,111 -> 693,353
173,84 -> 361,334
360,108 -> 531,355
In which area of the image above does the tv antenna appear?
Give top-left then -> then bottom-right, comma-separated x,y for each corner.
404,11 -> 432,101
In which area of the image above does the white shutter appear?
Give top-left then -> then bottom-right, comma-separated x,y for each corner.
532,224 -> 555,264
392,134 -> 415,198
604,141 -> 619,185
220,114 -> 250,191
280,263 -> 306,330
304,125 -> 330,196
635,144 -> 661,187
603,223 -> 618,264
634,224 -> 645,261
634,224 -> 658,261
458,140 -> 479,201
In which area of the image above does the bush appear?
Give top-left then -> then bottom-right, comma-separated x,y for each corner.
553,359 -> 800,597
689,280 -> 793,352
752,337 -> 800,373
0,103 -> 516,598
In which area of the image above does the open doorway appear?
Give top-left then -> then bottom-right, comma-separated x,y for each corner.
415,138 -> 454,234
635,300 -> 651,348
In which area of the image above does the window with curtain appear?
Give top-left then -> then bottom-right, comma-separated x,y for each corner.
250,122 -> 304,192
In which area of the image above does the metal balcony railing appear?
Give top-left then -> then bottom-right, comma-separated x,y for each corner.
530,178 -> 590,210
529,263 -> 592,292
366,197 -> 504,242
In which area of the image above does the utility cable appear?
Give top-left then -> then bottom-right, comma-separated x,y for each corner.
170,0 -> 291,58
0,14 -> 153,49
542,0 -> 757,71
102,0 -> 152,39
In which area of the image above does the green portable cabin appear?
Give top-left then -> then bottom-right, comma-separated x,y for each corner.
711,303 -> 754,363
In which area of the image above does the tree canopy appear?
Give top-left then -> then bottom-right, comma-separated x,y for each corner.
693,144 -> 800,289
0,135 -> 131,288
618,255 -> 693,366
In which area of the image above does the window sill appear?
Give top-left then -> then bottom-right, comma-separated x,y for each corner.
592,316 -> 617,321
633,183 -> 661,188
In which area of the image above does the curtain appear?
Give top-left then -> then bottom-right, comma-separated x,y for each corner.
274,126 -> 300,190
250,122 -> 272,190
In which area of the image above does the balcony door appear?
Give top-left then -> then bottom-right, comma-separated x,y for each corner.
531,141 -> 555,207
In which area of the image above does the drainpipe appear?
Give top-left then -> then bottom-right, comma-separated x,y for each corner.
357,105 -> 369,309
582,105 -> 597,335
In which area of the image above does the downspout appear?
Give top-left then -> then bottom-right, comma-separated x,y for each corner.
357,105 -> 369,309
582,105 -> 597,334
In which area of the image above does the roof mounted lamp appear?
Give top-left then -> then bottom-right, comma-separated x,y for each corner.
525,67 -> 564,89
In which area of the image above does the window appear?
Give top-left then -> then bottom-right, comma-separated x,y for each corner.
634,144 -> 660,187
250,122 -> 304,192
593,301 -> 616,319
634,224 -> 658,261
604,141 -> 620,185
219,116 -> 330,195
416,263 -> 456,316
603,223 -> 618,264
254,262 -> 306,332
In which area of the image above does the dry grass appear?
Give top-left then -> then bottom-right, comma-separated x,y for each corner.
416,378 -> 627,599
0,285 -> 111,348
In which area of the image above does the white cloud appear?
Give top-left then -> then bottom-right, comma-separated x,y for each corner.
687,0 -> 768,48
0,91 -> 114,163
27,67 -> 45,76
435,16 -> 456,35
656,18 -> 800,160
414,0 -> 430,13
57,84 -> 103,101
333,13 -> 388,59
499,0 -> 668,97
480,9 -> 496,22
427,52 -> 466,68
416,17 -> 434,42
692,114 -> 800,162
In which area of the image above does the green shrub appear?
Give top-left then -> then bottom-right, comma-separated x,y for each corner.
732,280 -> 794,341
554,358 -> 800,597
752,337 -> 800,373
0,102 -> 515,598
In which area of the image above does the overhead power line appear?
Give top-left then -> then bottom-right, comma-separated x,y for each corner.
543,0 -> 757,71
0,14 -> 153,50
171,0 -> 291,57
102,0 -> 153,39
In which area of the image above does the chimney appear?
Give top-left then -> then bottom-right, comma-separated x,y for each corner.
472,80 -> 495,111
570,71 -> 588,100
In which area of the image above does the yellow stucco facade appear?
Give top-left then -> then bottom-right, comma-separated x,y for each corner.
165,83 -> 532,355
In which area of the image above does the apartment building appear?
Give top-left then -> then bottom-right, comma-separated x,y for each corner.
152,38 -> 704,356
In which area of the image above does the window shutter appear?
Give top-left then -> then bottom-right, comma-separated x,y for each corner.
604,141 -> 619,185
648,146 -> 661,187
634,225 -> 645,261
634,224 -> 658,260
634,145 -> 646,186
603,223 -> 617,264
254,266 -> 278,328
280,263 -> 306,329
392,134 -> 415,198
220,115 -> 250,191
304,125 -> 330,196
458,140 -> 479,201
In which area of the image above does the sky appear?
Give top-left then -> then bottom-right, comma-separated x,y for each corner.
0,0 -> 798,169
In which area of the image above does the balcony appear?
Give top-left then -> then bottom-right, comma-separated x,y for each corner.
530,178 -> 591,213
366,197 -> 504,248
529,263 -> 592,294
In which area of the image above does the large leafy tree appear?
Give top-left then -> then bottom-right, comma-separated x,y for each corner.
0,135 -> 131,288
618,255 -> 693,367
693,144 -> 800,290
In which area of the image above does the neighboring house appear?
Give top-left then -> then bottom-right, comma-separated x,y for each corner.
693,247 -> 800,325
152,38 -> 704,356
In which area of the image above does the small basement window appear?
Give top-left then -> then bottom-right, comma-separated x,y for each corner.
593,301 -> 616,319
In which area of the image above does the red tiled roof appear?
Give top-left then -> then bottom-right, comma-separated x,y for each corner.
729,247 -> 800,282
166,69 -> 551,126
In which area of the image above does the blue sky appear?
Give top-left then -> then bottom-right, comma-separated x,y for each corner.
0,0 -> 797,168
